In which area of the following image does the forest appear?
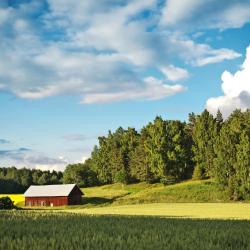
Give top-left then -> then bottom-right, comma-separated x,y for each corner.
0,168 -> 63,193
1,109 -> 249,200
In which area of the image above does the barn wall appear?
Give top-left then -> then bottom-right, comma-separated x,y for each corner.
25,196 -> 68,207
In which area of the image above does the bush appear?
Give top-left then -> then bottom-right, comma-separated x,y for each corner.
0,197 -> 14,210
160,176 -> 177,185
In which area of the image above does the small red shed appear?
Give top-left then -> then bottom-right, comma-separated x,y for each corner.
24,184 -> 83,207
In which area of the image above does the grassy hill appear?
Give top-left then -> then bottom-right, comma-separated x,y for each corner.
82,179 -> 232,207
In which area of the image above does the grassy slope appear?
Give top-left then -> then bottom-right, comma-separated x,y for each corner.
82,179 -> 231,206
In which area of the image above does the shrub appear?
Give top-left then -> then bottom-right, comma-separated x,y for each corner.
160,176 -> 177,185
0,196 -> 14,210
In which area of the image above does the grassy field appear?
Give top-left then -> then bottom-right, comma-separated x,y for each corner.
1,211 -> 249,250
1,180 -> 249,220
82,179 -> 232,205
76,203 -> 250,220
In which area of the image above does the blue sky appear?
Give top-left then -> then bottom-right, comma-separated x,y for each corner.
0,0 -> 250,171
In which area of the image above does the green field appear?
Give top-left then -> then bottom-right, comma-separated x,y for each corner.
1,211 -> 249,250
71,203 -> 250,220
1,180 -> 250,220
1,180 -> 249,249
82,179 -> 232,205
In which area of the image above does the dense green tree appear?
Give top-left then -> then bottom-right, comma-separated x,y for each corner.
216,109 -> 223,130
63,161 -> 98,187
192,110 -> 217,179
214,110 -> 250,200
165,120 -> 194,180
143,116 -> 168,181
0,167 -> 62,193
129,130 -> 152,182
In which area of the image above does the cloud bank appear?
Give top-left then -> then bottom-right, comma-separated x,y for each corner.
206,46 -> 250,117
0,0 -> 243,104
161,0 -> 250,30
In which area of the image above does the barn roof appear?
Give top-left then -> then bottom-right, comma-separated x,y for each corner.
24,184 -> 83,197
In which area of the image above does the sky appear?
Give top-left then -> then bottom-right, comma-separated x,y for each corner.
0,0 -> 250,171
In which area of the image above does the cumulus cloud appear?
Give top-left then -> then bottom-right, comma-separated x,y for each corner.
160,65 -> 189,81
161,0 -> 250,30
0,0 -> 242,104
161,0 -> 203,26
206,46 -> 250,117
169,36 -> 241,66
82,77 -> 186,104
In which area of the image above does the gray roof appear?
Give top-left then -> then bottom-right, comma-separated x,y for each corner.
24,184 -> 82,197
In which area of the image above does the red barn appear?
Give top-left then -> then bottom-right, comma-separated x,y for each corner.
24,184 -> 83,207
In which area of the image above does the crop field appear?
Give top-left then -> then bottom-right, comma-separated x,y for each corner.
0,194 -> 24,206
75,203 -> 250,220
1,211 -> 249,250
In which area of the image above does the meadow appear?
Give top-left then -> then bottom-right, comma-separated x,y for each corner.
1,180 -> 250,220
76,203 -> 250,220
1,211 -> 250,250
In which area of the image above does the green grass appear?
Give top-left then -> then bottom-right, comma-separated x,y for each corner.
1,180 -> 249,220
0,211 -> 249,250
82,179 -> 231,205
73,203 -> 250,220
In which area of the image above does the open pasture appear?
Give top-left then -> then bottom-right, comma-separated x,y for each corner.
76,203 -> 250,220
0,211 -> 249,250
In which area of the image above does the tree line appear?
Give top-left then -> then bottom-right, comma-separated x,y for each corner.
64,109 -> 249,200
1,109 -> 249,200
0,167 -> 63,193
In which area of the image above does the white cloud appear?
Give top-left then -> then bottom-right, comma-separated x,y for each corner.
81,156 -> 88,163
161,0 -> 203,26
160,0 -> 250,30
82,77 -> 186,104
206,45 -> 250,117
0,0 -> 242,104
169,36 -> 241,66
160,65 -> 189,81
195,49 -> 241,67
0,147 -> 69,171
213,3 -> 250,29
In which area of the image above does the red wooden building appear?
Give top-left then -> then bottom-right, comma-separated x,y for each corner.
24,184 -> 83,207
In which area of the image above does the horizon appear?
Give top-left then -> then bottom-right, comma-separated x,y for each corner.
1,0 -> 250,171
